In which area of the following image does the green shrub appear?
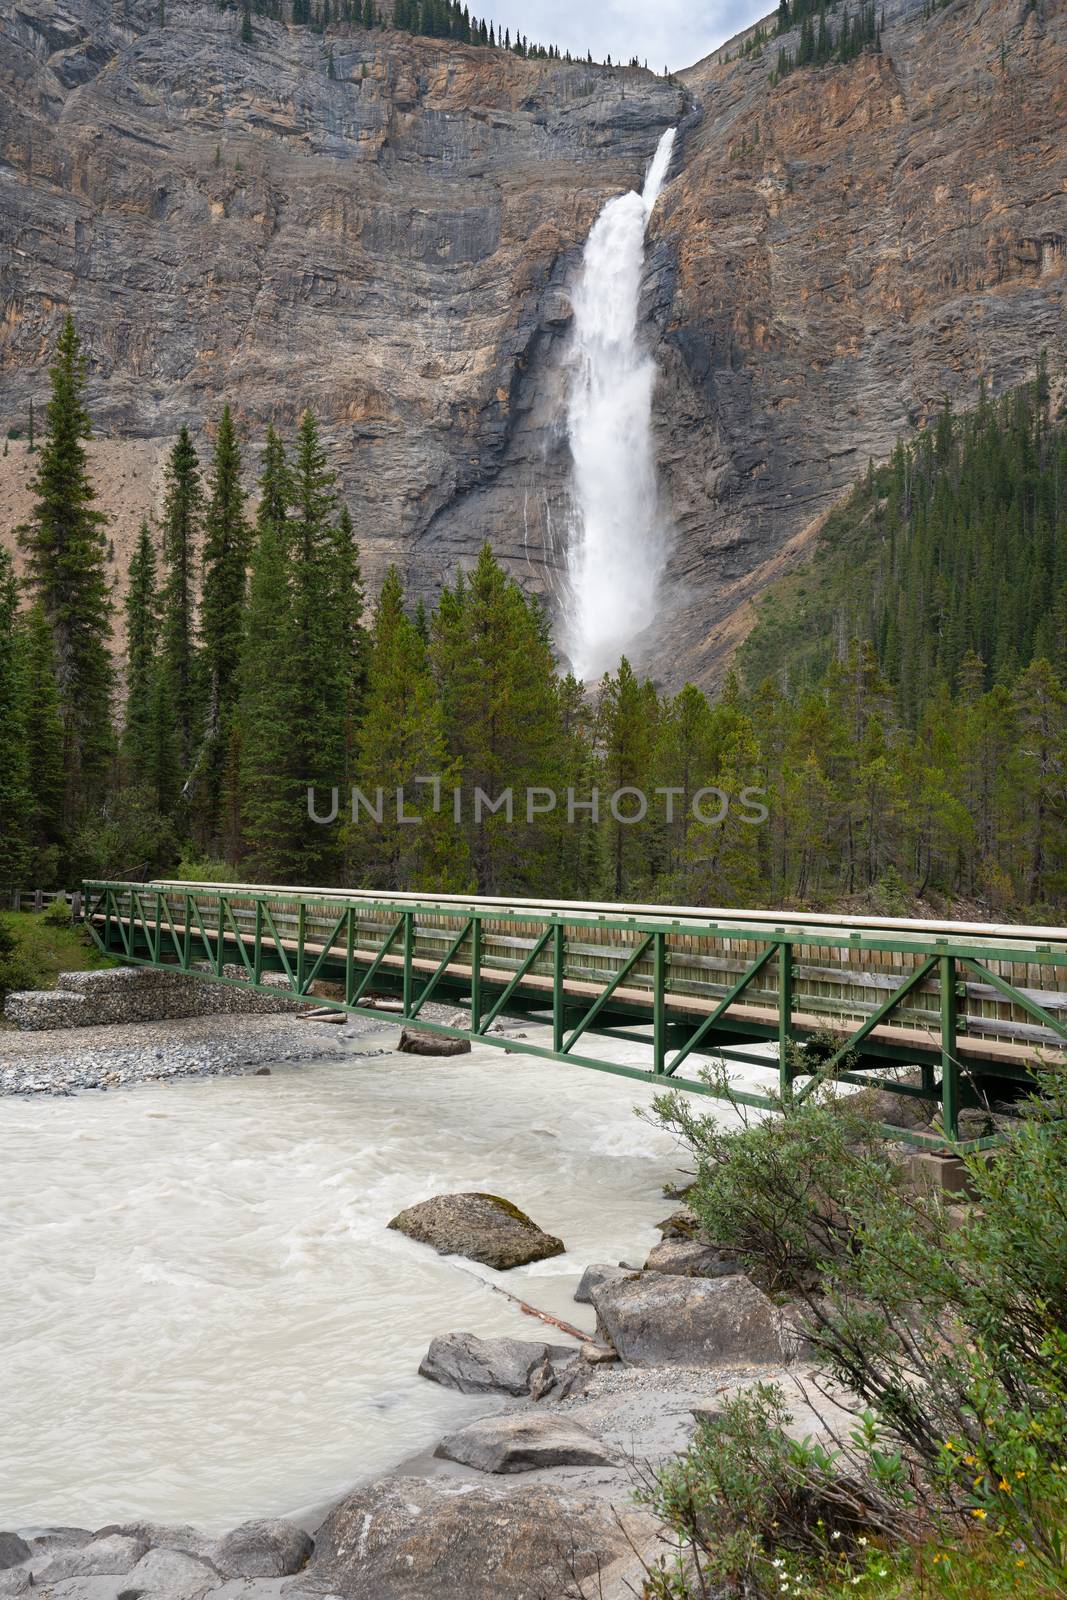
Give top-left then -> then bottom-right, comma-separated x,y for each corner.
644,1070 -> 1067,1597
42,896 -> 73,927
0,914 -> 37,1002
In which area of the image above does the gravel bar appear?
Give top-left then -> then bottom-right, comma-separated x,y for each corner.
0,1013 -> 396,1097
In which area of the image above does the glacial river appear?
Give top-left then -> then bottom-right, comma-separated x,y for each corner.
0,1037 -> 721,1533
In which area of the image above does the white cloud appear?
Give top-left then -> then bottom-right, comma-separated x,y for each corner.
474,0 -> 772,72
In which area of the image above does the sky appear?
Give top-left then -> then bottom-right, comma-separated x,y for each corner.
474,0 -> 771,73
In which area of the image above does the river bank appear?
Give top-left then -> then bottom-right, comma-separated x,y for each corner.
0,1013 -> 810,1597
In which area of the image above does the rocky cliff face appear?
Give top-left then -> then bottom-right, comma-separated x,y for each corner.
0,0 -> 1063,686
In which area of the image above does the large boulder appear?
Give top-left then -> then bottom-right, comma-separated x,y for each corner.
387,1192 -> 564,1270
303,1476 -> 637,1599
592,1273 -> 788,1366
0,1538 -> 29,1573
643,1239 -> 743,1278
30,1533 -> 149,1584
121,1546 -> 220,1599
397,1029 -> 471,1056
419,1330 -> 576,1396
211,1517 -> 313,1577
93,1518 -> 213,1557
434,1411 -> 618,1474
573,1262 -> 634,1304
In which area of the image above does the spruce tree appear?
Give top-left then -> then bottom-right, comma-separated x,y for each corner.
18,604 -> 66,883
331,503 -> 368,870
0,550 -> 32,888
350,567 -> 470,891
16,314 -> 114,824
123,520 -> 160,775
159,424 -> 203,788
431,545 -> 565,894
237,429 -> 302,877
199,405 -> 250,846
288,410 -> 346,878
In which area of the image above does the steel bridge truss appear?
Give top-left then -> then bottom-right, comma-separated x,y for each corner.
84,882 -> 1067,1153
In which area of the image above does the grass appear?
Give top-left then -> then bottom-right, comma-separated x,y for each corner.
0,910 -> 118,999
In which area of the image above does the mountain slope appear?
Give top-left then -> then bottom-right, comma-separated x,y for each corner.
0,0 -> 1064,685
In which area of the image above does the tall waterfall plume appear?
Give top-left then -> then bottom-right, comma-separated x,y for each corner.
562,127 -> 676,681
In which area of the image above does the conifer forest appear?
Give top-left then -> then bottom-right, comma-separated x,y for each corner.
2,319 -> 1064,918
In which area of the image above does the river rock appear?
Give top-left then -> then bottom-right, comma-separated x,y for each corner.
655,1206 -> 701,1239
94,1519 -> 213,1557
434,1412 -> 618,1474
397,1029 -> 472,1056
643,1239 -> 743,1278
419,1330 -> 576,1396
122,1546 -> 220,1599
591,1273 -> 788,1366
387,1192 -> 564,1270
573,1262 -> 634,1304
0,1538 -> 28,1573
305,1476 -> 634,1598
31,1533 -> 149,1583
211,1517 -> 313,1578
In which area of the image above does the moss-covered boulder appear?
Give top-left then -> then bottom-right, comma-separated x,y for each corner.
387,1192 -> 565,1270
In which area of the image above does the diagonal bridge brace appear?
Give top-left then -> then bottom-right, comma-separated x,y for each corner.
408,918 -> 475,1019
564,934 -> 654,1053
960,958 -> 1067,1042
792,953 -> 940,1102
665,941 -> 779,1077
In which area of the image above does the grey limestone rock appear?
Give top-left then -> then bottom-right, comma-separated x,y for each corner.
387,1191 -> 564,1270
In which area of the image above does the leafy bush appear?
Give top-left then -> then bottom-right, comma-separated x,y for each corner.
0,914 -> 37,1002
644,1070 -> 1067,1597
41,896 -> 73,927
172,853 -> 236,884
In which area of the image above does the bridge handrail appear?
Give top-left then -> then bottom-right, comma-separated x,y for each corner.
89,880 -> 1067,964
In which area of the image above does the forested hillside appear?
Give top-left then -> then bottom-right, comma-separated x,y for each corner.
1,322 -> 1064,918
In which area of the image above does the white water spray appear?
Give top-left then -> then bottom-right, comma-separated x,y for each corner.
563,127 -> 676,680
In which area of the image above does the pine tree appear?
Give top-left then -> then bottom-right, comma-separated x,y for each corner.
596,658 -> 657,899
240,3 -> 254,41
0,549 -> 32,888
238,446 -> 302,877
431,544 -> 564,893
198,405 -> 250,845
331,503 -> 367,793
123,520 -> 161,774
159,424 -> 203,790
349,567 -> 470,891
16,314 -> 114,825
19,604 -> 66,883
287,410 -> 347,878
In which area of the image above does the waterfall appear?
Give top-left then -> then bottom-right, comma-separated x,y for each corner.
562,126 -> 676,681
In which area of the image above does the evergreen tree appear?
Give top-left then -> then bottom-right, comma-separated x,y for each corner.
240,2 -> 254,41
288,410 -> 345,878
0,549 -> 32,888
238,441 -> 302,878
349,567 -> 470,891
16,314 -> 114,825
122,520 -> 161,774
596,657 -> 657,899
198,405 -> 250,845
331,502 -> 368,848
18,603 -> 66,883
431,544 -> 564,893
159,424 -> 203,790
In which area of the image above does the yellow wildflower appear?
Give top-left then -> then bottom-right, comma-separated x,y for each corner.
971,1509 -> 987,1521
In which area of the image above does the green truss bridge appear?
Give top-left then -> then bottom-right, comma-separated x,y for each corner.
84,880 -> 1067,1152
